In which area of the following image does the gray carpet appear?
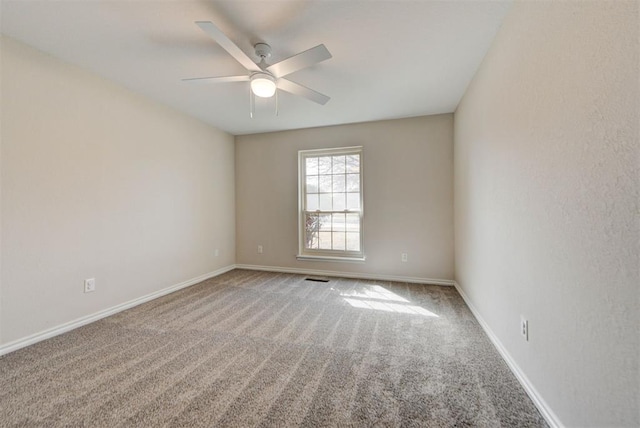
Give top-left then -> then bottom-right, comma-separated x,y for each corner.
0,269 -> 547,427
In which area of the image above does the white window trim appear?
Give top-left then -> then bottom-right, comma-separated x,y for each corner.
297,146 -> 365,262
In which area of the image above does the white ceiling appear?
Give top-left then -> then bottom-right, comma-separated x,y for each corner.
1,1 -> 511,135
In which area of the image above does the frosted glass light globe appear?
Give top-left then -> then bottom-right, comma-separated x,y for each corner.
250,74 -> 276,98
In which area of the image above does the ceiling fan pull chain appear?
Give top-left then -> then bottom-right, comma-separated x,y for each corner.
275,89 -> 279,116
249,85 -> 254,119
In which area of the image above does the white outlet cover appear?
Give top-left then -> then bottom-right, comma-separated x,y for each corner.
84,278 -> 96,293
520,316 -> 528,341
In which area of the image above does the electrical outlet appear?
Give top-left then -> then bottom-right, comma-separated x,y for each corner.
401,253 -> 408,262
84,278 -> 96,293
257,245 -> 263,254
214,248 -> 219,257
520,316 -> 528,341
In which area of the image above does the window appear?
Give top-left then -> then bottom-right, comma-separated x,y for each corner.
298,146 -> 364,261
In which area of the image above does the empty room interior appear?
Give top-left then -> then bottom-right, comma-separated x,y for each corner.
0,1 -> 638,427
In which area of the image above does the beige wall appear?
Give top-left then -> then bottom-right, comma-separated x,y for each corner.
0,37 -> 236,345
235,115 -> 454,282
454,1 -> 639,426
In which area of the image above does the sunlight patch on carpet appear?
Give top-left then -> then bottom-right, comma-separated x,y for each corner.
340,284 -> 439,317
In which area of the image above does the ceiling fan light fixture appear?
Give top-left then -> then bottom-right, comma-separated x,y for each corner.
250,73 -> 276,98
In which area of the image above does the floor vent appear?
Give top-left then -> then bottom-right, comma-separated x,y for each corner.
305,277 -> 330,283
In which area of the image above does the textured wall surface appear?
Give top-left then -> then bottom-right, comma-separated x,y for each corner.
1,37 -> 236,345
454,1 -> 639,426
236,115 -> 454,281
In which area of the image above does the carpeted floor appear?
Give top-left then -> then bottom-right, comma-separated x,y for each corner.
0,269 -> 547,427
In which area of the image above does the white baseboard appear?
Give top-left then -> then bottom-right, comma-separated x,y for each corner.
235,264 -> 454,286
0,265 -> 236,357
453,281 -> 563,428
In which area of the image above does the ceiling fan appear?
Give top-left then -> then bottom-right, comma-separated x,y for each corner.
183,21 -> 332,114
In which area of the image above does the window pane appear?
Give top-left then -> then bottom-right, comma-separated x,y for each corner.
306,176 -> 318,193
306,231 -> 318,249
319,214 -> 332,231
319,175 -> 332,192
346,193 -> 360,210
305,214 -> 320,249
332,155 -> 346,173
346,154 -> 360,173
332,193 -> 346,211
332,174 -> 345,192
319,232 -> 332,249
346,213 -> 360,232
307,194 -> 319,211
332,232 -> 346,250
319,193 -> 332,211
346,232 -> 360,251
306,157 -> 318,175
333,174 -> 347,192
332,213 -> 346,232
318,156 -> 332,174
346,174 -> 360,191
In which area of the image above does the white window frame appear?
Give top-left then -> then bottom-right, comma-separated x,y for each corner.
297,146 -> 365,262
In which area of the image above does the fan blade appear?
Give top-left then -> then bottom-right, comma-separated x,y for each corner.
182,75 -> 249,84
267,44 -> 332,78
195,21 -> 261,72
277,79 -> 330,105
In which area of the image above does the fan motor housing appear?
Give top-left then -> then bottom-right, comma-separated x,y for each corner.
254,43 -> 272,60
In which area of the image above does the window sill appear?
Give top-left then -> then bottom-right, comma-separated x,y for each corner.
296,254 -> 366,263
